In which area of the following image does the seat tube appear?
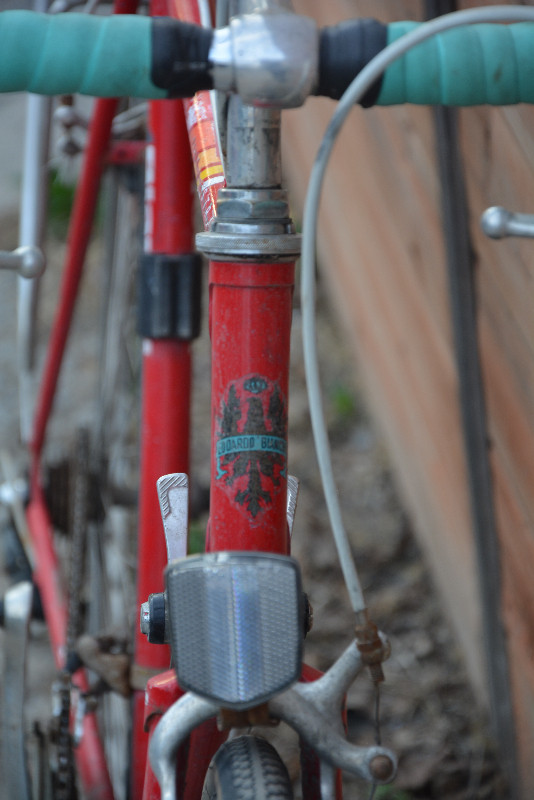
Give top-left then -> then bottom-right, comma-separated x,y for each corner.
132,93 -> 199,798
197,93 -> 301,555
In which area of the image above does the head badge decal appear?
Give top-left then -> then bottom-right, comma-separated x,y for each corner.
216,375 -> 287,519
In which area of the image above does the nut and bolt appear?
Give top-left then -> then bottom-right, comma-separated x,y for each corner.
140,602 -> 150,636
139,592 -> 168,645
215,189 -> 291,222
369,754 -> 395,782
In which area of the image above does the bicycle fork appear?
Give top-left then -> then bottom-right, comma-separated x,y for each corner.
139,73 -> 396,794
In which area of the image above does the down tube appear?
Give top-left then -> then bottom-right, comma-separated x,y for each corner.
208,260 -> 295,554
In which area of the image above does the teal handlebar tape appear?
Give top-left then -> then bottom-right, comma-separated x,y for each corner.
0,11 -> 166,98
2,12 -> 534,106
379,21 -> 534,106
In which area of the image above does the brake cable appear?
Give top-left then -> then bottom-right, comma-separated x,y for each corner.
300,3 -> 534,618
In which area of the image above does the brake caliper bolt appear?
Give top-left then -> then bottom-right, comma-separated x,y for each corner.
369,754 -> 395,783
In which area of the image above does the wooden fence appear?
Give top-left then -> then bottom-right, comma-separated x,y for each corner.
284,1 -> 534,794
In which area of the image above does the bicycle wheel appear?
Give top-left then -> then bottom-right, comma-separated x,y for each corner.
201,736 -> 294,800
85,158 -> 144,799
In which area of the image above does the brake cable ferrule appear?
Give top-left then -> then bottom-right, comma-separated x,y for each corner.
355,611 -> 391,684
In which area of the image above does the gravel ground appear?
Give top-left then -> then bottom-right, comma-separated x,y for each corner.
0,186 -> 509,800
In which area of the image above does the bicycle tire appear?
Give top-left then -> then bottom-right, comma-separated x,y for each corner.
201,736 -> 294,800
95,162 -> 143,510
86,158 -> 144,800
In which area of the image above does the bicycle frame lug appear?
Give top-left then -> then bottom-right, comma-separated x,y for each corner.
196,188 -> 301,261
481,205 -> 534,239
157,473 -> 189,563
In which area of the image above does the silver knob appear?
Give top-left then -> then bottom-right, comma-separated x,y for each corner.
0,245 -> 45,278
481,206 -> 534,240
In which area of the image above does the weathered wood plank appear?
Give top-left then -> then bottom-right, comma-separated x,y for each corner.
285,3 -> 483,681
286,0 -> 534,794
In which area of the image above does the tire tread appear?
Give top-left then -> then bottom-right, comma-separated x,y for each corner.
201,735 -> 293,800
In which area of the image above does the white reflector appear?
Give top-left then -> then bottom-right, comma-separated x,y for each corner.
165,552 -> 303,709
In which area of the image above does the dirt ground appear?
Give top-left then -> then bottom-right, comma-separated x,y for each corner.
0,196 -> 509,800
285,285 -> 508,800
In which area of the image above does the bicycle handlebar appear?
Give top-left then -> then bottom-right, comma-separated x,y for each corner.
379,20 -> 534,105
0,12 -> 164,97
0,10 -> 533,107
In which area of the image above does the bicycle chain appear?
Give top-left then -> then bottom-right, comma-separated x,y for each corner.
54,429 -> 90,800
53,673 -> 78,800
66,429 -> 90,659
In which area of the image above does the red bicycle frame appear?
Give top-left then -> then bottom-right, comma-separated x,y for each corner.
131,97 -> 194,797
27,1 -> 139,796
23,0 -> 311,797
207,259 -> 293,554
135,1 -> 227,795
